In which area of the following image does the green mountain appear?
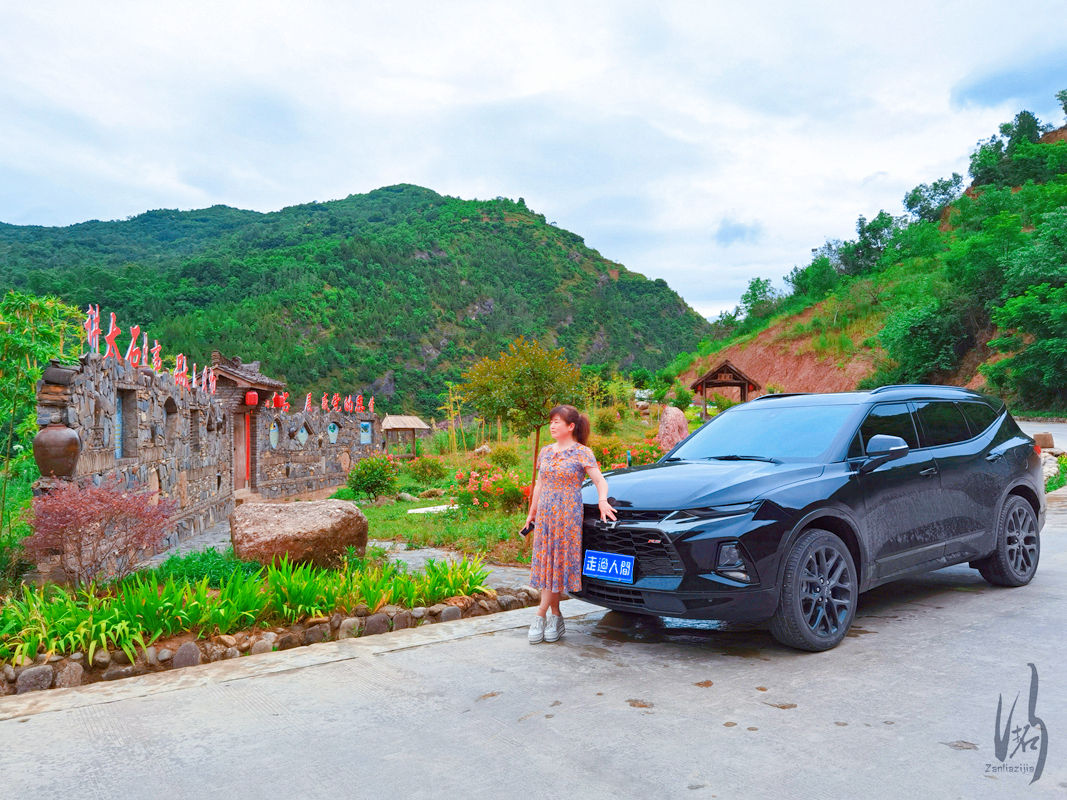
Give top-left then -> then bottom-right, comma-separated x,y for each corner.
0,185 -> 711,412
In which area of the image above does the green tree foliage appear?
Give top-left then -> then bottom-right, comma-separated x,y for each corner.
740,277 -> 780,318
0,185 -> 711,415
984,284 -> 1067,405
969,111 -> 1053,187
877,300 -> 968,382
786,255 -> 839,300
1058,89 -> 1067,118
0,291 -> 83,588
836,211 -> 901,275
903,173 -> 963,223
460,336 -> 581,479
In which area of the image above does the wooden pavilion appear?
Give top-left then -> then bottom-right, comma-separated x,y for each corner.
689,359 -> 762,417
381,414 -> 432,458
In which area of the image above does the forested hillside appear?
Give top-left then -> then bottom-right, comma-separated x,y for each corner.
669,95 -> 1067,411
0,185 -> 711,412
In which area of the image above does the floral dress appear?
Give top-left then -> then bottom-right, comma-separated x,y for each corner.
530,443 -> 598,593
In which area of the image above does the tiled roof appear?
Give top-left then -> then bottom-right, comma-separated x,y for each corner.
210,351 -> 286,390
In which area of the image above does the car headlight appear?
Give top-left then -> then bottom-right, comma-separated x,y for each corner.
671,501 -> 762,520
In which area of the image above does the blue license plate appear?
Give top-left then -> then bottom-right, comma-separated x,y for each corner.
582,549 -> 636,584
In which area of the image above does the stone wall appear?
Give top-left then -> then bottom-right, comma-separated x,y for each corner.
33,353 -> 384,562
253,409 -> 382,499
35,353 -> 233,552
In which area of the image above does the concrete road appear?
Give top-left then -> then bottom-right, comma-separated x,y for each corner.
1019,420 -> 1066,449
3,492 -> 1066,799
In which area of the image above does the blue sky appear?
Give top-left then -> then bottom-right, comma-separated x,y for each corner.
1,1 -> 1065,317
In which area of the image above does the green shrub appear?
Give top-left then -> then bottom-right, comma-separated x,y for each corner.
346,455 -> 401,499
407,455 -> 448,484
1047,455 -> 1067,493
593,407 -> 619,435
671,385 -> 693,410
330,486 -> 356,501
488,443 -> 520,470
711,392 -> 738,411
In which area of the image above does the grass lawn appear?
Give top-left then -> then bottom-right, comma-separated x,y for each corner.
361,501 -> 532,565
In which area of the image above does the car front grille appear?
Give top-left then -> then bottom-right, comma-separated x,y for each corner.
582,518 -> 685,577
580,582 -> 644,606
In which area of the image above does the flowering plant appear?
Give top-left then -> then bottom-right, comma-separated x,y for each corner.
451,463 -> 527,513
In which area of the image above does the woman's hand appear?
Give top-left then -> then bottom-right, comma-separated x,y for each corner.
598,498 -> 617,522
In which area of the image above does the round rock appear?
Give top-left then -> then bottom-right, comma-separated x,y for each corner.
15,665 -> 53,694
171,641 -> 202,669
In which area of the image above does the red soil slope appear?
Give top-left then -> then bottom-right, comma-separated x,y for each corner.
679,307 -> 881,400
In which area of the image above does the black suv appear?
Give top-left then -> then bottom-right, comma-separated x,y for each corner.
576,386 -> 1045,651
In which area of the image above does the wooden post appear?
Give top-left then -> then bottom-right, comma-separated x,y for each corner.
702,381 -> 708,418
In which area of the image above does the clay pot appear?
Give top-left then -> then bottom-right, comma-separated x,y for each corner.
33,423 -> 81,478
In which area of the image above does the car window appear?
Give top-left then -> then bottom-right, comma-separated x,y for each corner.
859,403 -> 918,449
669,404 -> 858,461
914,401 -> 971,447
847,432 -> 863,459
959,401 -> 999,436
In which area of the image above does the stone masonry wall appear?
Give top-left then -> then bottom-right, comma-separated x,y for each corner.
34,353 -> 384,562
35,353 -> 233,553
254,409 -> 382,499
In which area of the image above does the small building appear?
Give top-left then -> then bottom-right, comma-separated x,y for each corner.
689,359 -> 762,417
210,352 -> 286,492
381,414 -> 432,457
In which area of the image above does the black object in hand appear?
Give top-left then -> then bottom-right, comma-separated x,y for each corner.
520,521 -> 534,537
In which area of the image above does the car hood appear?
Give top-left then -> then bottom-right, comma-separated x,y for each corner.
581,459 -> 825,510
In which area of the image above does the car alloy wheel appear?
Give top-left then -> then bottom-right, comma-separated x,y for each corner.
770,529 -> 857,652
977,495 -> 1040,587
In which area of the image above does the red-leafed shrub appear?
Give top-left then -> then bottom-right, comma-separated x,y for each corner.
24,478 -> 175,585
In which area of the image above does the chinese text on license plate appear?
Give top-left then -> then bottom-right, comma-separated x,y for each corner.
582,549 -> 635,584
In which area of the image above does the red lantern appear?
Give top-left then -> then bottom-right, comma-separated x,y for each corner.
245,390 -> 259,406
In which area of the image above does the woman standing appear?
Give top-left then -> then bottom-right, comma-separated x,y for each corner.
525,404 -> 616,644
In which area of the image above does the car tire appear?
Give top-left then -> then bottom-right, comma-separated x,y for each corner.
769,529 -> 858,652
975,495 -> 1040,587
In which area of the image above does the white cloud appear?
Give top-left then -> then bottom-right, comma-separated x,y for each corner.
1,0 -> 1065,315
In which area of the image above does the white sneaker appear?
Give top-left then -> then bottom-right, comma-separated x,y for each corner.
528,615 -> 546,644
544,613 -> 564,642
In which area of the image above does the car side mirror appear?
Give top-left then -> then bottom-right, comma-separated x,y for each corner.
859,434 -> 909,474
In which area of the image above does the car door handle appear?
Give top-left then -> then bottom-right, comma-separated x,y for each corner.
986,452 -> 1003,462
919,467 -> 938,477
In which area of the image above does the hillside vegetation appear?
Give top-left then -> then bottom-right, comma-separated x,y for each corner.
0,185 -> 710,412
673,96 -> 1067,411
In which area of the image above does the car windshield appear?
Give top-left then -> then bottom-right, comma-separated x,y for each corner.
669,404 -> 859,462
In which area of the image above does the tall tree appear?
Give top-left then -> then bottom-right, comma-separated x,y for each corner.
460,336 -> 581,486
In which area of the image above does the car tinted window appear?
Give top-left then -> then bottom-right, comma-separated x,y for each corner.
847,432 -> 863,459
915,401 -> 971,447
859,403 -> 918,449
959,401 -> 999,435
670,404 -> 858,461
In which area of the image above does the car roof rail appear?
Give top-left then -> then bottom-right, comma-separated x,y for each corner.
750,392 -> 812,401
869,384 -> 975,395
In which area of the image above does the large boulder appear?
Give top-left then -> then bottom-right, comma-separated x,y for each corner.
657,406 -> 690,452
230,500 -> 368,567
